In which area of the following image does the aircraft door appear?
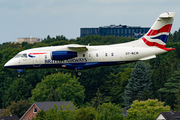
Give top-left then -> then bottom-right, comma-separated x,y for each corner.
33,52 -> 41,67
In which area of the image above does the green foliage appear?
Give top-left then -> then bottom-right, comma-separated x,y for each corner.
0,100 -> 31,118
103,68 -> 132,105
174,83 -> 180,111
167,28 -> 180,43
76,35 -> 135,45
123,61 -> 152,108
91,88 -> 103,109
75,107 -> 96,120
96,102 -> 125,120
29,72 -> 85,106
158,71 -> 180,94
138,115 -> 155,120
79,66 -> 124,104
127,99 -> 171,120
46,87 -> 62,101
3,78 -> 33,107
158,70 -> 180,108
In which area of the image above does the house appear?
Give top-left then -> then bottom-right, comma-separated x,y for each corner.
0,116 -> 19,120
156,112 -> 180,120
20,101 -> 73,120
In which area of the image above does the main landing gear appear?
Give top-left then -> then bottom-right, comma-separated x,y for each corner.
76,69 -> 82,77
75,67 -> 83,77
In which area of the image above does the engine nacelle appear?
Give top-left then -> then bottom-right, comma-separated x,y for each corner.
51,51 -> 77,60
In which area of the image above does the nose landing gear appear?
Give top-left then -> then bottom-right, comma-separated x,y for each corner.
17,69 -> 23,78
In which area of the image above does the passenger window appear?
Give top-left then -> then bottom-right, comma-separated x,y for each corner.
111,53 -> 114,56
105,53 -> 107,56
96,53 -> 98,57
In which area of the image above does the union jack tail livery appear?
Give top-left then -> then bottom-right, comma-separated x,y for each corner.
141,12 -> 175,50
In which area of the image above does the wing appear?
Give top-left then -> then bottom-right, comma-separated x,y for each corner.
66,44 -> 88,51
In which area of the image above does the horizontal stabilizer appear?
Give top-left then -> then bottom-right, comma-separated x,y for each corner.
139,55 -> 156,60
159,12 -> 174,18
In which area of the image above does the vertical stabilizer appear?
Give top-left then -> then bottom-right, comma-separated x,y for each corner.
141,12 -> 175,49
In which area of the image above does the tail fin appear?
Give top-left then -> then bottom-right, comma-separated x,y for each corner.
141,12 -> 175,50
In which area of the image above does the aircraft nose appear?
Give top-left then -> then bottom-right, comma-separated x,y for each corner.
4,59 -> 14,68
4,61 -> 10,68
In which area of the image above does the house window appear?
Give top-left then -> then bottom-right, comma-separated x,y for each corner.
83,54 -> 85,57
89,53 -> 91,57
105,53 -> 107,56
33,108 -> 37,113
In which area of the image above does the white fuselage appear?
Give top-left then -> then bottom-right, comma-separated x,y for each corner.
4,43 -> 167,70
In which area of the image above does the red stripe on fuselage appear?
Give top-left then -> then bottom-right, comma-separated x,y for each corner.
147,24 -> 172,36
29,52 -> 47,55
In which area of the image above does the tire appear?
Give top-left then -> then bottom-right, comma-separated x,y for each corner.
18,73 -> 21,78
76,71 -> 82,77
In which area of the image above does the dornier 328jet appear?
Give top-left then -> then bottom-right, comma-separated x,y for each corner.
4,12 -> 176,77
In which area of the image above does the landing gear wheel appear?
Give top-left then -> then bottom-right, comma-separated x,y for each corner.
76,69 -> 82,77
18,72 -> 21,78
77,71 -> 82,77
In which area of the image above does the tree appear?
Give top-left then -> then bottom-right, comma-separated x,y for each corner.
175,83 -> 180,111
3,78 -> 32,107
29,72 -> 85,106
127,99 -> 170,119
151,62 -> 170,101
123,61 -> 152,108
158,70 -> 180,108
0,100 -> 31,118
91,88 -> 103,109
103,68 -> 131,105
75,107 -> 96,120
96,102 -> 125,120
46,87 -> 62,101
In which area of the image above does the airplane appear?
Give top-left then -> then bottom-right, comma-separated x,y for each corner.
4,12 -> 176,77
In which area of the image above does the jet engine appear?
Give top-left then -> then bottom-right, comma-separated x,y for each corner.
51,51 -> 77,60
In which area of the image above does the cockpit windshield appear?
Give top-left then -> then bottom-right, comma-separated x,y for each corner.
15,53 -> 27,58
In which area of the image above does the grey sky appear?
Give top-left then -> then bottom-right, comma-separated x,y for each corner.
0,0 -> 180,44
